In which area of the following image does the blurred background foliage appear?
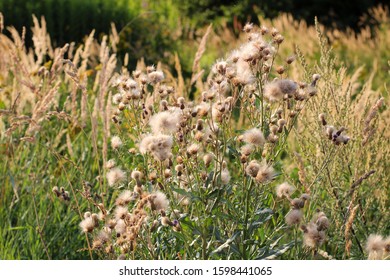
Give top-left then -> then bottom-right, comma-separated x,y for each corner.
0,0 -> 388,80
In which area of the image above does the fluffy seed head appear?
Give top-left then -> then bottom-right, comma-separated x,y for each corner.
366,234 -> 385,255
147,70 -> 164,84
276,182 -> 295,198
149,191 -> 169,211
114,206 -> 129,220
116,190 -> 135,206
106,159 -> 116,169
131,170 -> 143,181
255,162 -> 275,184
203,153 -> 214,167
106,167 -> 126,186
240,144 -> 255,156
264,79 -> 297,102
285,209 -> 303,226
111,135 -> 123,149
245,160 -> 261,177
187,143 -> 200,155
149,110 -> 181,135
242,128 -> 265,147
291,198 -> 305,209
79,217 -> 95,233
302,222 -> 326,248
221,168 -> 231,185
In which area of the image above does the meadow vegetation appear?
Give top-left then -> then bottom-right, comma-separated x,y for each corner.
0,6 -> 388,260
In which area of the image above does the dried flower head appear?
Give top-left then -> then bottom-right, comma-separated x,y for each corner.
242,128 -> 265,147
114,206 -> 129,220
106,167 -> 126,186
79,217 -> 95,233
149,110 -> 181,135
276,182 -> 295,198
116,190 -> 135,206
221,168 -> 231,185
264,79 -> 297,102
203,153 -> 214,167
148,70 -> 164,84
111,135 -> 123,149
240,143 -> 255,156
285,209 -> 303,226
140,134 -> 173,161
104,158 -> 115,170
366,234 -> 385,260
301,222 -> 326,249
149,191 -> 169,211
187,143 -> 200,155
245,160 -> 261,177
243,22 -> 254,33
255,161 -> 275,184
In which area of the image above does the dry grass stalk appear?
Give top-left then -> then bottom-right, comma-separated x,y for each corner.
174,52 -> 186,97
294,152 -> 308,193
191,24 -> 212,81
344,204 -> 359,257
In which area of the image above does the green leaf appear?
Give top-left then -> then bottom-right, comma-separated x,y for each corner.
210,231 -> 240,255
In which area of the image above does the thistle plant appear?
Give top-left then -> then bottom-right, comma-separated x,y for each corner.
0,12 -> 388,260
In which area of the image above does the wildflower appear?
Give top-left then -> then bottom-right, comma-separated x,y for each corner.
203,153 -> 214,167
116,190 -> 135,206
255,161 -> 275,184
242,128 -> 265,147
264,79 -> 297,102
286,55 -> 296,64
276,182 -> 295,198
366,234 -> 385,260
315,212 -> 330,231
277,119 -> 286,132
233,59 -> 255,85
318,113 -> 327,126
112,93 -> 122,104
148,70 -> 164,84
285,209 -> 303,226
212,59 -> 228,75
243,22 -> 254,33
111,135 -> 123,149
240,144 -> 255,156
311,74 -> 321,87
149,110 -> 181,134
161,216 -> 173,227
106,159 -> 116,169
149,191 -> 169,211
187,143 -> 200,156
245,160 -> 260,178
194,102 -> 210,117
115,219 -> 126,234
300,193 -> 311,201
106,167 -> 126,186
114,206 -> 129,220
131,170 -> 143,181
301,222 -> 326,248
291,198 -> 305,209
140,134 -> 173,161
221,168 -> 231,185
79,216 -> 95,233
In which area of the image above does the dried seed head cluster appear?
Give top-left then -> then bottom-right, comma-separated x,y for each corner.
319,114 -> 350,145
300,210 -> 329,249
52,186 -> 70,201
276,182 -> 310,226
81,169 -> 179,257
